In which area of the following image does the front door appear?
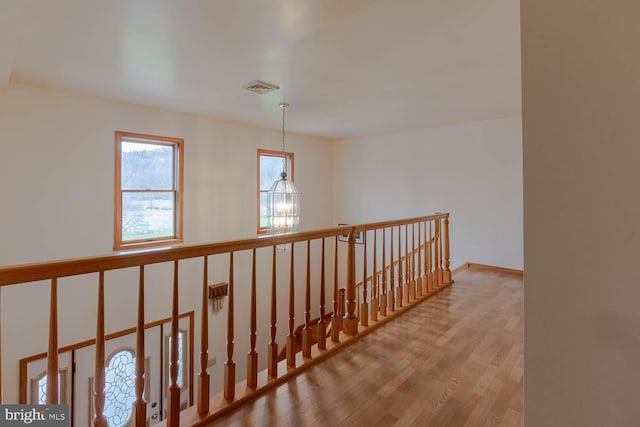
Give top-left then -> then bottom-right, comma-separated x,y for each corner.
21,313 -> 192,427
74,326 -> 163,426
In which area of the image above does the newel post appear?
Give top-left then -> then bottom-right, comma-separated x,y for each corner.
444,214 -> 453,284
343,229 -> 359,336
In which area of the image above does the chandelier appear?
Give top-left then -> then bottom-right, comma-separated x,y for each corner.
267,102 -> 300,235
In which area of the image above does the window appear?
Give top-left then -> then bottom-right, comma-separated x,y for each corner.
88,349 -> 150,427
115,131 -> 183,250
257,149 -> 294,234
30,369 -> 68,405
164,330 -> 188,390
103,350 -> 136,427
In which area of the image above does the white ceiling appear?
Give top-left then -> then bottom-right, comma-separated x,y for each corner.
2,0 -> 521,139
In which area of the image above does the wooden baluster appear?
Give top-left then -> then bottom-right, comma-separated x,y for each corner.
286,244 -> 296,367
133,267 -> 147,425
197,257 -> 210,413
47,278 -> 59,406
0,287 -> 2,403
339,289 -> 346,319
438,218 -> 444,286
224,253 -> 236,400
361,231 -> 369,327
371,229 -> 378,322
356,283 -> 360,320
442,218 -> 445,285
434,219 -> 440,287
344,230 -> 358,336
397,226 -> 403,308
268,246 -> 278,378
302,241 -> 313,358
331,236 -> 340,343
381,228 -> 387,316
417,222 -> 423,297
428,220 -> 434,292
317,238 -> 327,350
423,221 -> 428,294
441,219 -> 445,285
404,224 -> 410,305
93,274 -> 107,425
434,219 -> 440,286
412,223 -> 417,300
247,249 -> 258,388
389,227 -> 395,312
438,219 -> 444,286
167,261 -> 180,426
444,215 -> 452,284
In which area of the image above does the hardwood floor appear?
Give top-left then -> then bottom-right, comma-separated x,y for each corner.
208,269 -> 523,426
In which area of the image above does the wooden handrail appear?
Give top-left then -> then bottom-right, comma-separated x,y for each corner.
355,213 -> 448,231
0,214 -> 448,287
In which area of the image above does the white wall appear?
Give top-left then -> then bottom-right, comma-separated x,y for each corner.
332,116 -> 523,270
522,1 -> 640,425
0,84 -> 335,403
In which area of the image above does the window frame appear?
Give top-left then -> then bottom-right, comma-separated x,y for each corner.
257,148 -> 294,235
114,131 -> 184,251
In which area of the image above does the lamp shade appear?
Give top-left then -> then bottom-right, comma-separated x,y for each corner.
267,171 -> 300,234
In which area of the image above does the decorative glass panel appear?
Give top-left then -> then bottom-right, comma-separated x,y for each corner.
32,371 -> 65,405
37,375 -> 47,405
168,332 -> 185,388
104,350 -> 136,427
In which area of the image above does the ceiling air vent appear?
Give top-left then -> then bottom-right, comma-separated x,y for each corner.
242,80 -> 280,95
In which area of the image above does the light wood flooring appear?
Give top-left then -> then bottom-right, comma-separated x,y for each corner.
209,269 -> 523,426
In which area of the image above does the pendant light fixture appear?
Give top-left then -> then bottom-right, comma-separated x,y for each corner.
267,102 -> 300,236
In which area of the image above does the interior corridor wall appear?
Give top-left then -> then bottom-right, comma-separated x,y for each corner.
332,116 -> 523,271
522,1 -> 640,425
0,84 -> 334,404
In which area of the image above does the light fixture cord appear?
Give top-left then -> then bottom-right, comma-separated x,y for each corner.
281,103 -> 287,177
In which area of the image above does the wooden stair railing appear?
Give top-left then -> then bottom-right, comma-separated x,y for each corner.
276,312 -> 335,362
0,213 -> 452,426
355,222 -> 443,319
